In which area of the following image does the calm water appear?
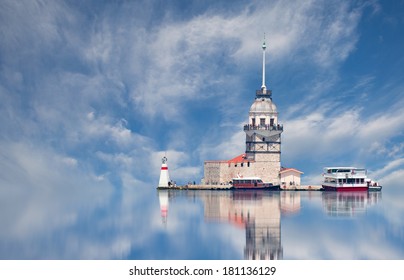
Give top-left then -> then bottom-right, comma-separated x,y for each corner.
1,183 -> 403,259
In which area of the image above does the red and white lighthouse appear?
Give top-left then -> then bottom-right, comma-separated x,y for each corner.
158,156 -> 171,187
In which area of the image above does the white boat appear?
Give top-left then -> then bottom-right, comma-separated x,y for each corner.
322,167 -> 371,191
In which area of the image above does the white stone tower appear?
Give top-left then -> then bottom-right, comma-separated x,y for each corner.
244,36 -> 283,184
158,156 -> 171,187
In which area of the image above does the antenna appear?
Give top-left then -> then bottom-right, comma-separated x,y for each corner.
261,33 -> 267,90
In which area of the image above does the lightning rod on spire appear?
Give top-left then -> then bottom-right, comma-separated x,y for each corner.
261,33 -> 267,90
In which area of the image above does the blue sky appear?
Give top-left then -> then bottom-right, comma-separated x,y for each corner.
0,0 -> 403,189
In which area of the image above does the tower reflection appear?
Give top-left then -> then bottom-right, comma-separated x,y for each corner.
158,190 -> 302,260
199,191 -> 285,259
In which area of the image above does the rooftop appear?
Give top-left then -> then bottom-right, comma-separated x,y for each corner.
280,167 -> 304,174
227,153 -> 250,163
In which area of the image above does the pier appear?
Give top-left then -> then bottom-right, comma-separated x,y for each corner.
281,185 -> 322,191
157,184 -> 233,190
157,184 -> 323,191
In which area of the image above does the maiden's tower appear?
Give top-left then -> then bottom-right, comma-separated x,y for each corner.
203,38 -> 283,185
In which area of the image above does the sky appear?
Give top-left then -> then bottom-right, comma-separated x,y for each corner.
0,0 -> 403,190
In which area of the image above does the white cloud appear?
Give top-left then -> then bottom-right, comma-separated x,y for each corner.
198,127 -> 245,161
282,105 -> 404,165
0,141 -> 113,240
127,0 -> 364,120
0,0 -> 371,166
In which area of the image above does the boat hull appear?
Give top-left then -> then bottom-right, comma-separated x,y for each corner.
322,185 -> 368,192
233,185 -> 280,191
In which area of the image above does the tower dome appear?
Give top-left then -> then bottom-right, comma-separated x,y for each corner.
249,98 -> 277,114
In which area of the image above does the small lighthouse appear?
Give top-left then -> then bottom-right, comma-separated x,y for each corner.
158,156 -> 171,188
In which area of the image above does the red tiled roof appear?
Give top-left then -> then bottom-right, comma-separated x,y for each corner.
227,153 -> 250,163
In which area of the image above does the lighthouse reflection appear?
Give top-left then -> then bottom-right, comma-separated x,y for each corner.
157,190 -> 381,259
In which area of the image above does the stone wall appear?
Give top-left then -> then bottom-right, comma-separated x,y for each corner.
204,158 -> 281,185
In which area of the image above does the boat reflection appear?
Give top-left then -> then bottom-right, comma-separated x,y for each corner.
322,191 -> 382,217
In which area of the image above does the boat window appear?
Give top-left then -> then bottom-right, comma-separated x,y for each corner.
337,169 -> 351,173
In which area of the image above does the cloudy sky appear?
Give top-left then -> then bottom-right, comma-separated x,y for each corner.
0,0 -> 403,189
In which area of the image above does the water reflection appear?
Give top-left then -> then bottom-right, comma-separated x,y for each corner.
158,189 -> 169,226
201,190 -> 284,260
158,190 -> 384,259
159,190 -> 304,260
322,191 -> 382,217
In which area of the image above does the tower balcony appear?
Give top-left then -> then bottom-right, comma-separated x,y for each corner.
244,124 -> 283,132
256,89 -> 272,99
244,124 -> 283,137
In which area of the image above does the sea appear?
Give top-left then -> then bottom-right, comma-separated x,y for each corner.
1,182 -> 403,260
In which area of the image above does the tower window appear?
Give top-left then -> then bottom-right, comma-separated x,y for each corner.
260,118 -> 265,126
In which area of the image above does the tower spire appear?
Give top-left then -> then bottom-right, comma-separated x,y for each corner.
261,33 -> 267,90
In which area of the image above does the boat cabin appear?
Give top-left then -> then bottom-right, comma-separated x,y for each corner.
232,177 -> 264,187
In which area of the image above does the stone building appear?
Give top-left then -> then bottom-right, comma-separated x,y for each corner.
203,38 -> 287,185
